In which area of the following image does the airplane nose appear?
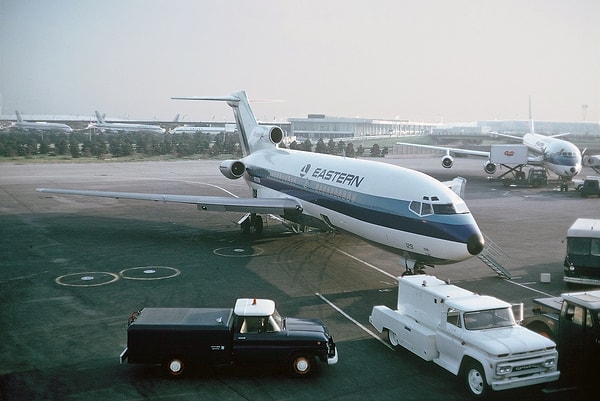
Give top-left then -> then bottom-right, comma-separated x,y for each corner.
467,233 -> 485,255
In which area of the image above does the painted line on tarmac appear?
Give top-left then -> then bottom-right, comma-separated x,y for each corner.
316,292 -> 394,351
506,279 -> 555,297
334,248 -> 397,280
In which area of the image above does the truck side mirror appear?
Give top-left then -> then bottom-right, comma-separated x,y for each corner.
565,305 -> 575,321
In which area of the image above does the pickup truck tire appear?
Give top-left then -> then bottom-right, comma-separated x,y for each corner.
166,357 -> 185,376
290,353 -> 314,377
463,360 -> 489,398
387,330 -> 399,348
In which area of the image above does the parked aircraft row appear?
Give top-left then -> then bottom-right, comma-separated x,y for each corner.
0,111 -> 235,135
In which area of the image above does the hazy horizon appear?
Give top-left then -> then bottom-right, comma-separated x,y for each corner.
1,0 -> 599,123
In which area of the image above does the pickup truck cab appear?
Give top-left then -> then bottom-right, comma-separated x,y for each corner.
121,298 -> 338,376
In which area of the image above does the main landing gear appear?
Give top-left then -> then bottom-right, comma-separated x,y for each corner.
240,213 -> 264,235
400,258 -> 428,276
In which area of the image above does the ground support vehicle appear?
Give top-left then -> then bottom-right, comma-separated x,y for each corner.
578,176 -> 600,197
563,218 -> 600,286
522,290 -> 600,391
120,298 -> 338,377
369,275 -> 559,398
501,167 -> 548,188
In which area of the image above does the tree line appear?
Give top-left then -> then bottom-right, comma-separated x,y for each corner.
0,131 -> 388,159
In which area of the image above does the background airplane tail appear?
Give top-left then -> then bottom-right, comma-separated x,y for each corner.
94,111 -> 106,123
172,91 -> 283,156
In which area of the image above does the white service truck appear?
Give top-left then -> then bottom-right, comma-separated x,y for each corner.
369,275 -> 560,398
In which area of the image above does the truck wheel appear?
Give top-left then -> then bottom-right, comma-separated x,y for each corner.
387,330 -> 399,348
166,357 -> 185,376
290,354 -> 314,377
463,361 -> 488,398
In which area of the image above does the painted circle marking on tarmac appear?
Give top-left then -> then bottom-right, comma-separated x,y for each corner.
213,246 -> 264,257
55,272 -> 119,287
119,266 -> 180,281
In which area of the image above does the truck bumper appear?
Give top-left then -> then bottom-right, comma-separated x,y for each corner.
327,337 -> 338,365
327,346 -> 339,365
491,371 -> 560,392
119,347 -> 128,364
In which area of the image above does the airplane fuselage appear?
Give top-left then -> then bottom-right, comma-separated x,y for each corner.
10,121 -> 73,133
523,133 -> 582,179
91,123 -> 165,134
241,148 -> 483,266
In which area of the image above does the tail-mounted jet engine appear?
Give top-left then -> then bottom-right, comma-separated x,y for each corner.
441,155 -> 454,169
483,161 -> 497,174
220,160 -> 246,179
265,126 -> 284,145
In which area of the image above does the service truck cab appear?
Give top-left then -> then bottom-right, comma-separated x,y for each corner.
522,290 -> 600,390
121,298 -> 338,377
563,218 -> 600,286
369,275 -> 559,398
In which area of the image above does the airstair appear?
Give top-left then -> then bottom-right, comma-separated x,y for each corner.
478,233 -> 512,279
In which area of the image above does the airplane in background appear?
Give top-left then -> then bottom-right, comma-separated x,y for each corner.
169,123 -> 237,135
89,111 -> 166,134
2,111 -> 73,133
38,90 -> 485,274
396,101 -> 592,191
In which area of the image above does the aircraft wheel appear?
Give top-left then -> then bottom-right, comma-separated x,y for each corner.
241,218 -> 251,235
253,215 -> 264,234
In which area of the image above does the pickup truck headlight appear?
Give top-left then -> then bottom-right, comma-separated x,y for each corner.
543,358 -> 556,368
496,365 -> 512,375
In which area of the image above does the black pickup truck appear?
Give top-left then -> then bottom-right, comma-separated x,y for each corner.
120,298 -> 338,376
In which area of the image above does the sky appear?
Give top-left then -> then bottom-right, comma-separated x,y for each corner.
1,0 -> 599,123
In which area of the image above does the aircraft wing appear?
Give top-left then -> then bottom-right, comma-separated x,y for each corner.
36,188 -> 303,216
395,142 -> 490,158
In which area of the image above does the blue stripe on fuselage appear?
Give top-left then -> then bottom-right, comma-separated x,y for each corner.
246,166 -> 477,244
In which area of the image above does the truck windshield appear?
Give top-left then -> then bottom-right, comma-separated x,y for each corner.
464,308 -> 515,330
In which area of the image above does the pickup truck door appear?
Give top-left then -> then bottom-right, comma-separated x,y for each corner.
436,310 -> 465,372
232,316 -> 287,365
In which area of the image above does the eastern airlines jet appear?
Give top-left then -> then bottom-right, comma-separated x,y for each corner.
38,91 -> 484,273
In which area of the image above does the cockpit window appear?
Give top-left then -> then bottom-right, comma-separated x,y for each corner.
409,199 -> 469,216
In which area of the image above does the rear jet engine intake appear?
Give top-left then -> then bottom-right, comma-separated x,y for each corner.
220,160 -> 246,179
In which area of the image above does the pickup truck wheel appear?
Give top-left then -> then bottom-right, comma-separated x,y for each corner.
166,358 -> 184,376
464,361 -> 488,398
290,354 -> 314,377
387,330 -> 399,348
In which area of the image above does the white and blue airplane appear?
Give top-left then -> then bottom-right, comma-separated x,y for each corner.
396,101 -> 588,190
37,91 -> 484,273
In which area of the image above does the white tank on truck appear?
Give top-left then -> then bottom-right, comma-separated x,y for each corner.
369,274 -> 560,398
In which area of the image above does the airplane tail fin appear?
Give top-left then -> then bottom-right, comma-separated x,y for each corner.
528,96 -> 535,134
172,91 -> 283,156
15,110 -> 23,122
94,111 -> 106,123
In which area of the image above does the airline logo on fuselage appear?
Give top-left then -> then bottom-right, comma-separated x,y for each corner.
300,164 -> 365,187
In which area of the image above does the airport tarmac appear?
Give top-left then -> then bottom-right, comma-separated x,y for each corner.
1,157 -> 598,400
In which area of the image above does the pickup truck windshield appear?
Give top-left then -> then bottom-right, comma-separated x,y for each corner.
464,308 -> 515,330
